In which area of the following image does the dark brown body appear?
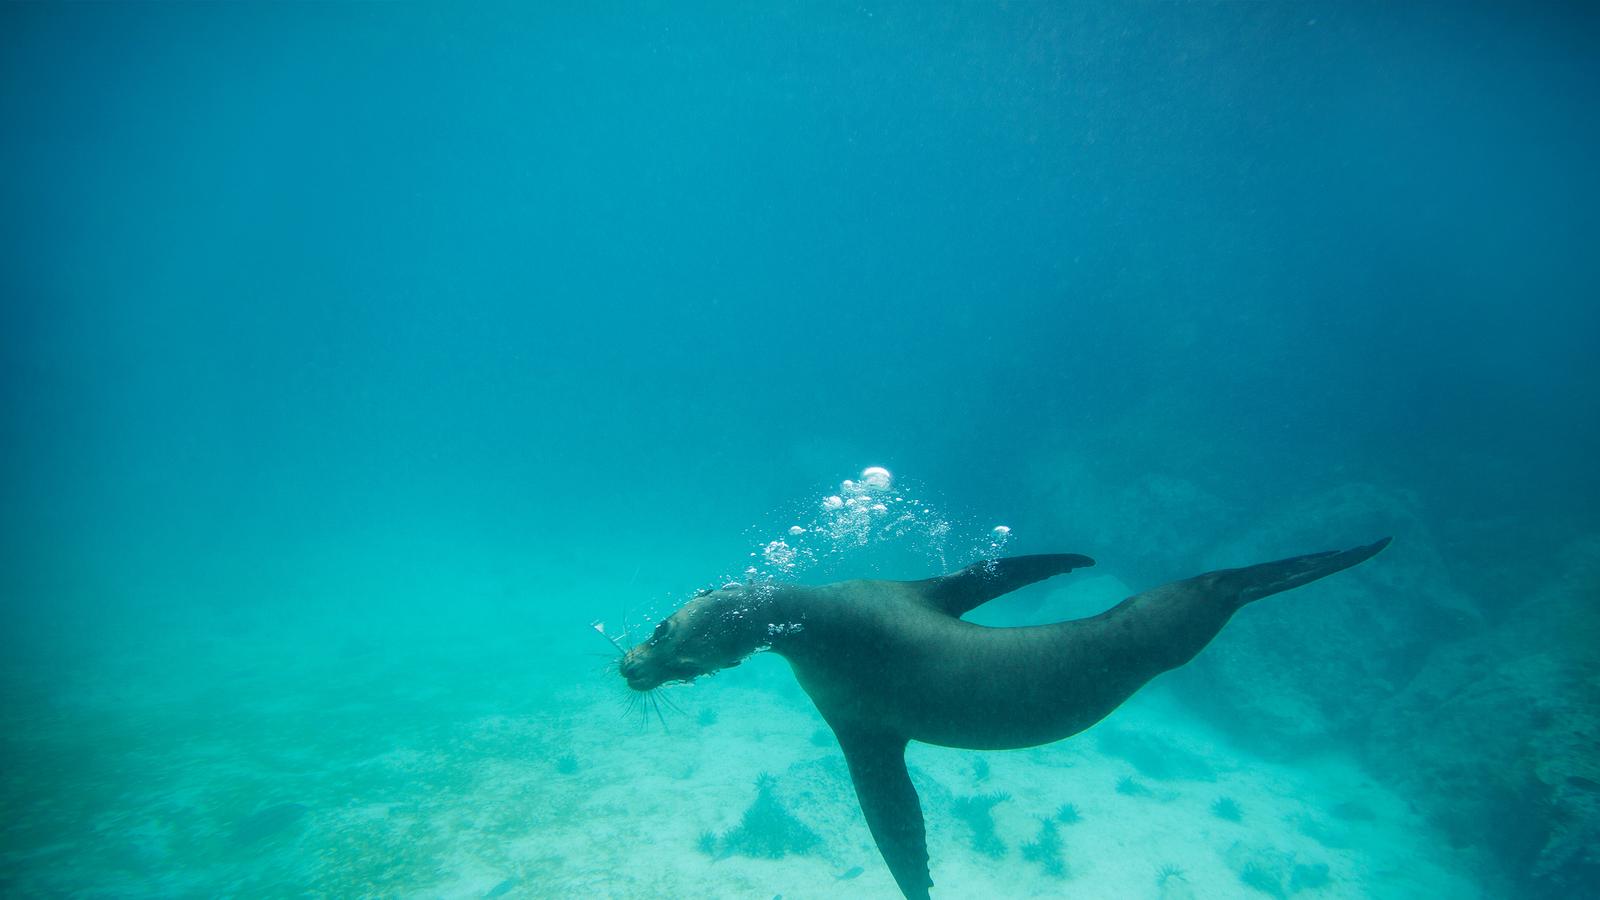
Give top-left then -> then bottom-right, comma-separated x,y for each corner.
779,579 -> 1193,749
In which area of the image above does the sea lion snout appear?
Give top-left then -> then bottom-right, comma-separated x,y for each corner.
619,649 -> 663,691
618,655 -> 643,687
620,638 -> 699,691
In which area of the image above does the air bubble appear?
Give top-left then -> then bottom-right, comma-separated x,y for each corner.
736,467 -> 992,586
860,466 -> 892,491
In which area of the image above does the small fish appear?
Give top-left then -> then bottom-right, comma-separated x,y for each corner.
835,866 -> 864,881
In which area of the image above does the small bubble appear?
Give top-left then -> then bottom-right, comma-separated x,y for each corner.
993,525 -> 1011,535
788,525 -> 806,536
822,495 -> 844,511
763,540 -> 798,569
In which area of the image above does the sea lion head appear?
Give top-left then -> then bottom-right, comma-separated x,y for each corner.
619,582 -> 774,692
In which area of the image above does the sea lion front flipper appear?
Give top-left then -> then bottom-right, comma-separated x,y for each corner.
913,553 -> 1095,618
836,729 -> 931,900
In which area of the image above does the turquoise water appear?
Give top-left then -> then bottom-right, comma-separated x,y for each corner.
3,4 -> 1596,898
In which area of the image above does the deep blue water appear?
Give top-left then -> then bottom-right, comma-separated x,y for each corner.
3,4 -> 1597,898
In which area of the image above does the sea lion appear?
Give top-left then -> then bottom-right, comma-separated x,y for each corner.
621,538 -> 1391,899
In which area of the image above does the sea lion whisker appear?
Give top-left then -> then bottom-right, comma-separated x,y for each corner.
633,692 -> 654,731
654,690 -> 685,717
647,692 -> 671,733
619,683 -> 652,723
589,620 -> 628,658
620,602 -> 640,645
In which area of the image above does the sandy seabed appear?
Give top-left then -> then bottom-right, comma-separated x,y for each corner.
0,619 -> 1480,900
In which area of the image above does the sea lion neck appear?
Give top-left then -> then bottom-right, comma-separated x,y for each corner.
743,582 -> 814,657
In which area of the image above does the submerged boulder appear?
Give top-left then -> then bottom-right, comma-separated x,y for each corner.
1365,534 -> 1600,897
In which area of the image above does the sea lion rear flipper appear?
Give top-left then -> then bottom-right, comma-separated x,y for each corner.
1222,537 -> 1393,606
914,553 -> 1095,618
836,729 -> 931,900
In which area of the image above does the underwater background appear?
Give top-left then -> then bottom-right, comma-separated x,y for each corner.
3,3 -> 1597,898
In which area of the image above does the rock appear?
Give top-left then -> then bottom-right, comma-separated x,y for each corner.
1364,534 -> 1600,895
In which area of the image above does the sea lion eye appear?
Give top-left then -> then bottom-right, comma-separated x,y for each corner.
652,621 -> 670,640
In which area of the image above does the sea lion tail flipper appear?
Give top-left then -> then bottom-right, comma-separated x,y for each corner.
1228,537 -> 1392,606
836,730 -> 931,900
915,553 -> 1095,618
